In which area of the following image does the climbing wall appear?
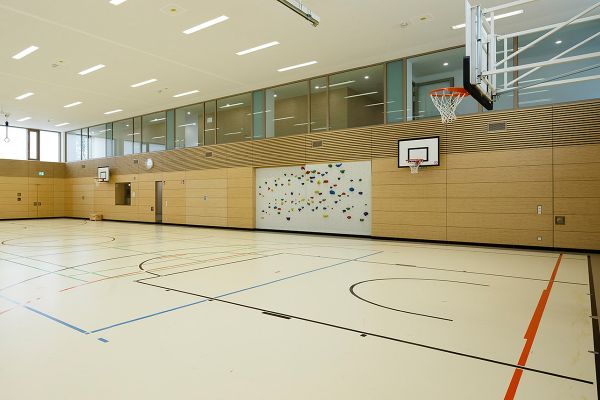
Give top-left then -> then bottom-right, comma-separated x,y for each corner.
256,161 -> 371,235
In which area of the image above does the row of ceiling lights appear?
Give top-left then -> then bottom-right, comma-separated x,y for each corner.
10,0 -> 319,128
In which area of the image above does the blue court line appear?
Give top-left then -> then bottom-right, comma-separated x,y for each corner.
97,338 -> 109,343
89,255 -> 365,334
0,293 -> 89,335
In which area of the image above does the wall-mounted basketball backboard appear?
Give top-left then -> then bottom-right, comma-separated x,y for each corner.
97,166 -> 110,182
463,0 -> 600,111
398,137 -> 440,168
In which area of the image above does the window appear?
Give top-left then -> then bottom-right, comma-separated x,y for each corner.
89,124 -> 108,159
175,104 -> 204,148
488,39 -> 515,111
252,91 -> 265,140
113,119 -> 133,156
115,182 -> 131,206
217,93 -> 252,144
205,101 -> 217,145
265,81 -> 309,137
133,117 -> 142,153
329,65 -> 385,130
40,131 -> 60,162
28,130 -> 39,160
81,128 -> 89,160
518,20 -> 600,108
0,127 -> 27,160
66,130 -> 81,162
386,60 -> 405,123
310,77 -> 328,132
407,47 -> 478,121
142,112 -> 166,152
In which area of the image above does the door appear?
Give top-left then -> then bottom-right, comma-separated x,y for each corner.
155,181 -> 163,223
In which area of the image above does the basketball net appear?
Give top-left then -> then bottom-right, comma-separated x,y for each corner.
407,159 -> 423,174
430,87 -> 470,124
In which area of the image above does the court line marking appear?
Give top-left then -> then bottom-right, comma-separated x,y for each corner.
504,253 -> 564,400
136,278 -> 593,385
89,254 -> 379,334
0,293 -> 89,335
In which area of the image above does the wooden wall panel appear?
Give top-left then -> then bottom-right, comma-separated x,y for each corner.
227,167 -> 254,229
371,120 -> 445,159
305,127 -> 371,163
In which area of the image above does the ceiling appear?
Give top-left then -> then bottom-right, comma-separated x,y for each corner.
0,0 -> 597,131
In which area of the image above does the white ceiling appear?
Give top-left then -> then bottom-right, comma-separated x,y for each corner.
0,0 -> 597,131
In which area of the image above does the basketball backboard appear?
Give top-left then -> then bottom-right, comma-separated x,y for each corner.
398,137 -> 440,168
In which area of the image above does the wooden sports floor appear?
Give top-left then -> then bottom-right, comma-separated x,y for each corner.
0,219 -> 596,399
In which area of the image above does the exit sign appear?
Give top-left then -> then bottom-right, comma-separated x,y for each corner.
38,171 -> 45,176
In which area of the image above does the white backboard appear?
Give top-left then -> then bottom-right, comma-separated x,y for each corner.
398,137 -> 440,168
98,166 -> 110,182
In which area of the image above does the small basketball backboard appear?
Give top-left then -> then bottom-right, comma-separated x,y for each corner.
398,137 -> 440,168
97,166 -> 110,182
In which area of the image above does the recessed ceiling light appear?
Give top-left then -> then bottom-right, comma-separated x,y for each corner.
79,64 -> 106,75
15,92 -> 34,100
12,46 -> 39,60
104,109 -> 123,115
131,78 -> 158,88
64,101 -> 82,108
187,111 -> 191,115
555,40 -> 562,44
443,62 -> 449,66
183,15 -> 229,35
273,94 -> 278,98
364,76 -> 370,79
173,90 -> 199,98
16,117 -> 31,122
109,0 -> 127,5
277,60 -> 318,72
452,9 -> 523,30
236,41 -> 280,56
55,122 -> 70,127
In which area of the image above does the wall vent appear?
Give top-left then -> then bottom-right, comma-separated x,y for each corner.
312,140 -> 323,148
133,159 -> 139,164
205,152 -> 213,158
488,122 -> 507,133
81,164 -> 86,168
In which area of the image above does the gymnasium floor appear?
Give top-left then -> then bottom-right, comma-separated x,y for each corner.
0,219 -> 596,399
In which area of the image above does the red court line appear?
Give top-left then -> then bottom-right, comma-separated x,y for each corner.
504,253 -> 563,400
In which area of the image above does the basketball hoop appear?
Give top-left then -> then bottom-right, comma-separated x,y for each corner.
407,159 -> 423,174
430,87 -> 470,124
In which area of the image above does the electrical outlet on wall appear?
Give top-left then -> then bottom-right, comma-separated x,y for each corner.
537,236 -> 543,241
537,205 -> 542,215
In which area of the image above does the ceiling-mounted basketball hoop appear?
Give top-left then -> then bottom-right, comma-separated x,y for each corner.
462,0 -> 600,110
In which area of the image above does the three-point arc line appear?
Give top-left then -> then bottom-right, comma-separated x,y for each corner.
504,253 -> 563,400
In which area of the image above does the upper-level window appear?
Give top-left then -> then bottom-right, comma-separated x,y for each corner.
142,112 -> 167,152
217,93 -> 252,144
266,81 -> 309,137
0,127 -> 27,160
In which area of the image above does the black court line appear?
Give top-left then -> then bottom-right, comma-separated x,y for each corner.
281,252 -> 587,286
136,279 -> 593,385
1,236 -> 116,247
587,255 -> 600,398
349,278 -> 489,322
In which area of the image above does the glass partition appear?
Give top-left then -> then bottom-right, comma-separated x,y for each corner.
310,77 -> 328,132
81,128 -> 89,160
518,19 -> 600,108
386,60 -> 405,123
217,93 -> 252,144
407,47 -> 478,121
66,130 -> 81,162
329,65 -> 385,130
265,81 -> 309,137
40,131 -> 60,162
89,124 -> 108,159
175,103 -> 204,148
113,119 -> 133,156
252,90 -> 265,140
142,112 -> 167,152
0,127 -> 27,160
205,101 -> 217,145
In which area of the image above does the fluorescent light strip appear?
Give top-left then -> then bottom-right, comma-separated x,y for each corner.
452,10 -> 524,30
329,80 -> 355,88
12,45 -> 39,60
152,136 -> 165,139
220,102 -> 244,109
16,117 -> 31,122
178,123 -> 197,128
110,0 -> 127,4
365,102 -> 385,107
150,118 -> 166,122
15,92 -> 34,100
183,15 -> 229,34
104,109 -> 123,115
64,101 -> 82,108
131,78 -> 157,88
236,41 -> 280,56
55,122 -> 70,127
277,60 -> 317,72
520,98 -> 551,105
224,131 -> 242,136
173,90 -> 199,98
79,64 -> 106,76
273,116 -> 295,121
520,89 -> 549,96
344,91 -> 378,99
